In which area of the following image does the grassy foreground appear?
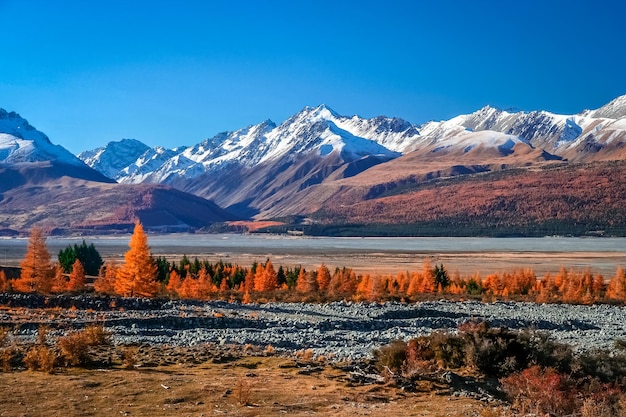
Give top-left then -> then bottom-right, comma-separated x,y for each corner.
0,355 -> 486,417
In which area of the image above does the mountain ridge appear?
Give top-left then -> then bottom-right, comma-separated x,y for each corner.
2,95 -> 626,235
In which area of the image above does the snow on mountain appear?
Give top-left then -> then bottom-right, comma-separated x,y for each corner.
79,96 -> 626,188
78,138 -> 151,180
585,94 -> 626,119
0,109 -> 86,166
83,105 -> 408,185
438,105 -> 594,149
259,105 -> 401,163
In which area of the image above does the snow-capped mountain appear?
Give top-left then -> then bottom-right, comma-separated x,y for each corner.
77,138 -> 151,180
0,109 -> 86,167
82,96 -> 626,187
585,95 -> 626,119
77,96 -> 626,218
82,105 -> 409,185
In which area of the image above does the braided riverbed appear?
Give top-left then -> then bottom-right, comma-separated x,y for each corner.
2,294 -> 625,360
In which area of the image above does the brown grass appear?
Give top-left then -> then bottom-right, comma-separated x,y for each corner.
0,356 -> 489,417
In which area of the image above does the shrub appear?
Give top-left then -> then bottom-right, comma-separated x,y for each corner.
501,365 -> 577,416
574,348 -> 626,383
37,325 -> 50,345
404,336 -> 436,375
24,345 -> 55,373
372,340 -> 407,374
122,346 -> 139,369
235,376 -> 252,405
459,321 -> 573,376
0,327 -> 10,348
82,325 -> 111,346
58,332 -> 90,366
429,332 -> 465,369
0,346 -> 18,372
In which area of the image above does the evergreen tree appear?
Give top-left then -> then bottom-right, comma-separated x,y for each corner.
433,264 -> 450,290
58,240 -> 103,276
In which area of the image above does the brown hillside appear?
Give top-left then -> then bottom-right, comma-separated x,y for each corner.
0,172 -> 237,233
314,161 -> 626,235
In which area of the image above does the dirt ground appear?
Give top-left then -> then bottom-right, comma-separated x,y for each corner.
0,356 -> 489,417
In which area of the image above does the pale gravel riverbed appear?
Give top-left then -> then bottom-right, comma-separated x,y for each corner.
3,295 -> 625,361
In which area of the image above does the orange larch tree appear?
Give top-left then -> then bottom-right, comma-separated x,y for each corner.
51,263 -> 67,293
14,228 -> 53,293
317,264 -> 331,293
94,260 -> 118,295
295,268 -> 310,294
114,222 -> 158,297
607,267 -> 626,302
253,260 -> 278,293
243,268 -> 256,293
165,269 -> 182,296
67,259 -> 86,292
0,270 -> 9,292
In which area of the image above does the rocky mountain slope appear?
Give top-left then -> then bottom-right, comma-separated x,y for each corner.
79,96 -> 626,221
0,111 -> 237,233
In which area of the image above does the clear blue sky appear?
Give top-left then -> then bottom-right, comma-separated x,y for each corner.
1,0 -> 625,154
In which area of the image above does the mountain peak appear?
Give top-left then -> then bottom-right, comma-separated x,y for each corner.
0,108 -> 50,143
299,104 -> 340,119
0,109 -> 88,166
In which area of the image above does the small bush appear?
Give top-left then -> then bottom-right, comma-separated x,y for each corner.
37,325 -> 50,345
0,346 -> 18,372
501,365 -> 577,416
459,321 -> 573,376
295,348 -> 315,362
429,332 -> 465,369
0,327 -> 10,347
24,345 -> 55,373
404,336 -> 437,375
373,340 -> 407,374
59,332 -> 90,366
235,377 -> 252,405
575,348 -> 626,383
82,325 -> 111,346
122,346 -> 139,369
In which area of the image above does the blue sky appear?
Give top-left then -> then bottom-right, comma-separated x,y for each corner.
1,0 -> 625,154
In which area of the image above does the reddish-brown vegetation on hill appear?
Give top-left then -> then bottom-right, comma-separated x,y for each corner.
315,161 -> 626,234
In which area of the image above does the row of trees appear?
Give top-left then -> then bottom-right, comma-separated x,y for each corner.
2,223 -> 626,305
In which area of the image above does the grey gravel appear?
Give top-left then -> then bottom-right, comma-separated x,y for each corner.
6,298 -> 625,361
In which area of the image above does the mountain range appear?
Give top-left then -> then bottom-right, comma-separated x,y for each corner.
1,95 -> 626,235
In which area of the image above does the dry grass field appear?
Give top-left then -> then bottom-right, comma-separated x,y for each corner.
0,356 -> 488,417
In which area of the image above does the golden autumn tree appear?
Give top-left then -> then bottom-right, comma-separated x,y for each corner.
165,269 -> 182,296
67,259 -> 86,292
607,267 -> 626,302
0,270 -> 10,292
254,260 -> 278,292
295,268 -> 311,294
114,222 -> 158,297
94,260 -> 118,294
14,228 -> 53,293
51,263 -> 67,293
317,264 -> 331,293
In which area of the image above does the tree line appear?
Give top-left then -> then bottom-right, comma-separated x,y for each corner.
1,223 -> 626,305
